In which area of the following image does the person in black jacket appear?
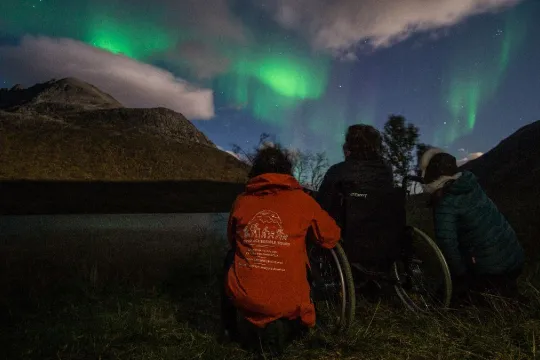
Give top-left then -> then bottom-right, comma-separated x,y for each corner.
316,124 -> 406,278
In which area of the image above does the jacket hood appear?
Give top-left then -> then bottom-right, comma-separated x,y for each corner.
446,170 -> 478,195
245,173 -> 302,195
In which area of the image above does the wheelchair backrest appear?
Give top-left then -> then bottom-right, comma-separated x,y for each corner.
340,185 -> 407,241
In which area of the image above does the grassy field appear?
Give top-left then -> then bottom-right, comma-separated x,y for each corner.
1,204 -> 540,359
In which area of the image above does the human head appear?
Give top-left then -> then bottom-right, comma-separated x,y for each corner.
343,124 -> 383,160
420,147 -> 459,184
248,145 -> 293,178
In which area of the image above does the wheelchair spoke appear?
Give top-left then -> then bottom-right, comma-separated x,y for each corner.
308,245 -> 350,332
395,244 -> 452,312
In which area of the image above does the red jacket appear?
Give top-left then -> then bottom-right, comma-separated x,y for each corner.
225,173 -> 341,328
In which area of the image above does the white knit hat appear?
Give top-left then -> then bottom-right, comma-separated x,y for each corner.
419,147 -> 444,178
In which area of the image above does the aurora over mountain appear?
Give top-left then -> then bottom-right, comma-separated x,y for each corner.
1,0 -> 539,164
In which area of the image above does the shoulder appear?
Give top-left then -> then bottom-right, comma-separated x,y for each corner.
323,162 -> 346,179
327,162 -> 345,174
292,188 -> 317,201
292,188 -> 322,208
371,160 -> 394,178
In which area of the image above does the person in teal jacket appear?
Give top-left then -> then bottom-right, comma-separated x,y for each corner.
419,148 -> 525,304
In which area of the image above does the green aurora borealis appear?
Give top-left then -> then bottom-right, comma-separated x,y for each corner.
87,16 -> 175,59
437,9 -> 529,146
1,1 -> 333,126
216,46 -> 331,127
0,0 -> 534,159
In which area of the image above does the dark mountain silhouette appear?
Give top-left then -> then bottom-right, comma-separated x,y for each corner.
0,78 -> 249,183
463,120 -> 540,259
461,119 -> 540,194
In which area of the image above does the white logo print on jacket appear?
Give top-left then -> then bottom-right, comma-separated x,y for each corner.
241,210 -> 290,271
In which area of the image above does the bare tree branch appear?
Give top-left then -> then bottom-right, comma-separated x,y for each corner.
230,133 -> 330,190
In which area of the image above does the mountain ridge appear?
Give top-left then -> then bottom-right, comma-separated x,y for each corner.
461,119 -> 540,193
0,77 -> 123,110
0,77 -> 249,182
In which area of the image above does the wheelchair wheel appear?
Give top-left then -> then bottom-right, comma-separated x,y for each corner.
394,226 -> 452,313
308,242 -> 355,332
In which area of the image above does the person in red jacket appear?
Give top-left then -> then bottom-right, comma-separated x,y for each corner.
221,145 -> 341,356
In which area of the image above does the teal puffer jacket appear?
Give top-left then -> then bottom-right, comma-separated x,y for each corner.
433,171 -> 524,276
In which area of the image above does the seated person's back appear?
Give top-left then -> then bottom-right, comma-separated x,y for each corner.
316,124 -> 406,272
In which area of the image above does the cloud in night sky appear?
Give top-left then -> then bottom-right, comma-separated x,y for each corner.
217,145 -> 241,159
0,36 -> 215,119
267,0 -> 523,54
151,0 -> 251,78
226,150 -> 245,161
132,0 -> 250,79
168,0 -> 249,43
457,151 -> 484,166
162,41 -> 232,79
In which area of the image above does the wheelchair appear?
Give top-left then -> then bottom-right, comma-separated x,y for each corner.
306,176 -> 452,332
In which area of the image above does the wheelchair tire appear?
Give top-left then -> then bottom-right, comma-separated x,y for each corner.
308,242 -> 356,332
394,226 -> 452,313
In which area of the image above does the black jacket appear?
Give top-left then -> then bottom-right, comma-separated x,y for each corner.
316,158 -> 394,219
315,158 -> 402,269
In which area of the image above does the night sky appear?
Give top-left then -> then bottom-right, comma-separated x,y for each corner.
1,0 -> 539,165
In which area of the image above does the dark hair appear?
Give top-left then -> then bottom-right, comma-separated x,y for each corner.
423,152 -> 459,184
248,145 -> 293,178
343,124 -> 383,160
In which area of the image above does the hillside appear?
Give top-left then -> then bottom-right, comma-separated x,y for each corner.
461,119 -> 540,193
0,78 -> 249,182
408,119 -> 540,262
